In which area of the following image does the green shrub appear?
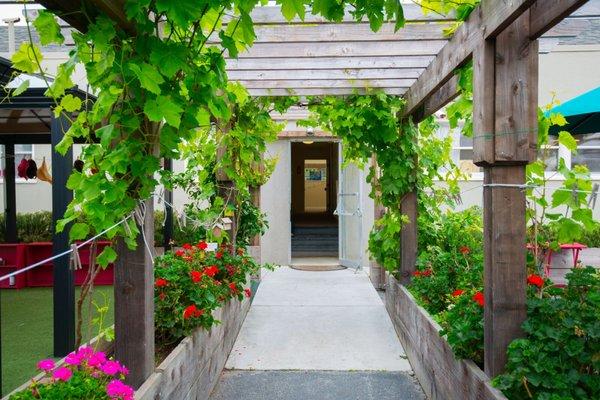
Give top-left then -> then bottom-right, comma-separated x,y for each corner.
439,289 -> 484,365
368,210 -> 406,272
494,267 -> 600,399
0,212 -> 53,243
237,199 -> 268,247
410,207 -> 484,315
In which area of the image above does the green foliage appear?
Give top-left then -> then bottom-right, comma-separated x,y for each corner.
0,212 -> 53,243
527,103 -> 597,257
494,267 -> 600,400
237,199 -> 269,247
439,289 -> 484,364
154,244 -> 259,345
368,209 -> 407,271
410,208 -> 483,315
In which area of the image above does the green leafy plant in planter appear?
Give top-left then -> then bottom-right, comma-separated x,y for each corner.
494,267 -> 600,400
438,289 -> 484,365
154,242 -> 259,346
410,208 -> 484,315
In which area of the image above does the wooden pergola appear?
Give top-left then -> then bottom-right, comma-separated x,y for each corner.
14,0 -> 597,387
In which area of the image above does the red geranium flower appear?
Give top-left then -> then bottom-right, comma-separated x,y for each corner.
226,265 -> 237,276
182,243 -> 192,250
459,246 -> 470,255
190,270 -> 203,283
183,305 -> 198,320
413,271 -> 422,277
158,292 -> 166,301
422,269 -> 432,277
527,274 -> 544,288
204,265 -> 219,277
452,289 -> 464,297
197,241 -> 208,250
155,278 -> 168,288
244,288 -> 252,298
216,251 -> 223,260
229,282 -> 238,293
175,250 -> 185,257
473,291 -> 484,307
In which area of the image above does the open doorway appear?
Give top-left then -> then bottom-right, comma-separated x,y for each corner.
291,141 -> 339,258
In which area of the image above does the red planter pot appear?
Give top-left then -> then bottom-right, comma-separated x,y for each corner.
0,242 -> 115,288
0,243 -> 27,289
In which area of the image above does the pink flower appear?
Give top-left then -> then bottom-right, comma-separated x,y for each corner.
52,367 -> 73,382
64,352 -> 83,366
101,361 -> 122,376
88,351 -> 107,367
76,346 -> 94,360
106,383 -> 133,400
37,359 -> 55,372
106,379 -> 134,400
120,366 -> 129,376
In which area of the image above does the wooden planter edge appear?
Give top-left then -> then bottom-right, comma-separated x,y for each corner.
135,295 -> 251,400
385,274 -> 507,400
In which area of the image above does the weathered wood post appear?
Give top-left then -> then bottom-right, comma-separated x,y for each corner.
398,114 -> 419,286
115,199 -> 155,388
399,191 -> 417,285
473,12 -> 538,377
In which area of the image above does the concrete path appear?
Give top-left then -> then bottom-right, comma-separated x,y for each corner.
210,266 -> 424,399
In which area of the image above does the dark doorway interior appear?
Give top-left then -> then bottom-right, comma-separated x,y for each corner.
291,141 -> 339,257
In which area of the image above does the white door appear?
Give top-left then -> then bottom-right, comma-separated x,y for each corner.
335,146 -> 363,270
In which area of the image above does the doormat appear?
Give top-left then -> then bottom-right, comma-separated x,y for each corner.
290,264 -> 347,272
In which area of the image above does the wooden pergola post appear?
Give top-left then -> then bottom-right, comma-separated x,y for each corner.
473,11 -> 538,377
115,198 -> 155,388
399,191 -> 417,285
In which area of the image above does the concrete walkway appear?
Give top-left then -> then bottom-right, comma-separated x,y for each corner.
210,266 -> 424,399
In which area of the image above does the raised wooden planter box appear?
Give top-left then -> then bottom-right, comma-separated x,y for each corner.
385,274 -> 507,400
135,295 -> 251,400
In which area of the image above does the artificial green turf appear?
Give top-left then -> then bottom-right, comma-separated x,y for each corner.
0,286 -> 114,396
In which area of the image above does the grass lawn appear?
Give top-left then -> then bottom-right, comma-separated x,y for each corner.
0,286 -> 114,396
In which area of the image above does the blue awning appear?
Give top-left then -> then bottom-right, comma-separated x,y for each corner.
547,86 -> 600,135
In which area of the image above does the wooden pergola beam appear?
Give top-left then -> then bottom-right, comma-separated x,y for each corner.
403,0 -> 590,117
226,56 -> 435,71
246,88 -> 408,97
530,0 -> 591,38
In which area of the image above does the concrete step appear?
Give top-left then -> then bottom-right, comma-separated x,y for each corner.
210,370 -> 425,400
